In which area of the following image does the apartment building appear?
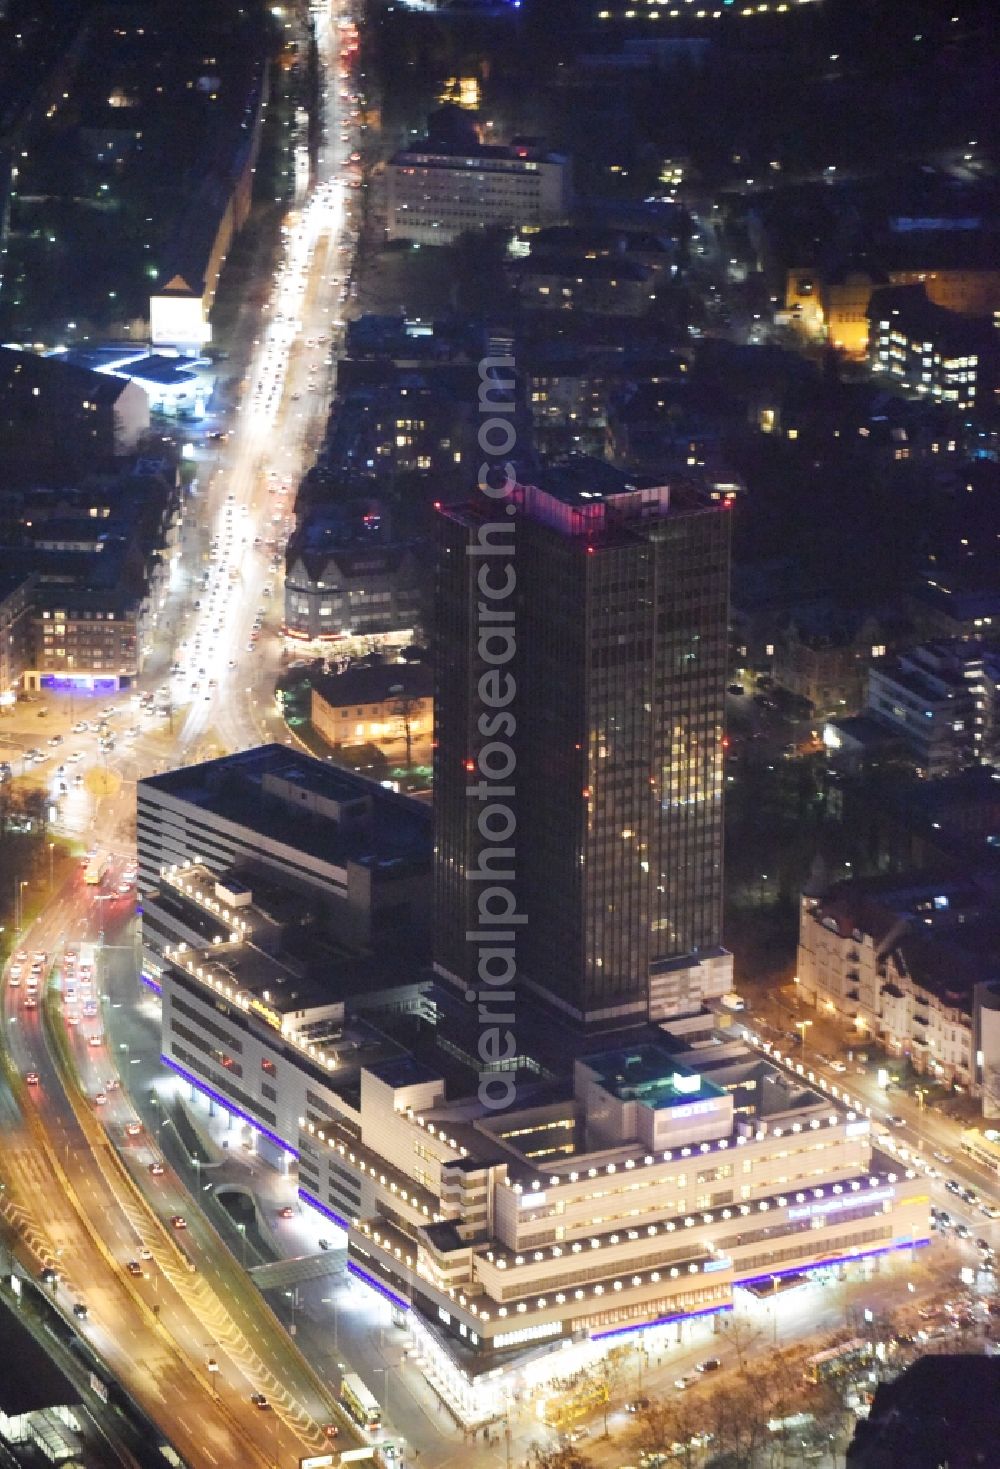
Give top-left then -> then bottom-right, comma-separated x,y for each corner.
868,284 -> 995,413
796,875 -> 1000,1096
386,135 -> 569,246
866,641 -> 1000,777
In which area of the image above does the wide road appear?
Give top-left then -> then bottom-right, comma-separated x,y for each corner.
0,2 -> 371,1465
2,876 -> 336,1469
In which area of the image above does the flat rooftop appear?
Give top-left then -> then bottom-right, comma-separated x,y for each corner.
582,1043 -> 728,1109
142,744 -> 431,874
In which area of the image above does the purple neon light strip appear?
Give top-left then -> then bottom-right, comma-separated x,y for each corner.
347,1260 -> 410,1315
297,1187 -> 352,1233
735,1234 -> 930,1291
160,1054 -> 299,1157
141,973 -> 162,994
592,1236 -> 930,1343
592,1301 -> 731,1343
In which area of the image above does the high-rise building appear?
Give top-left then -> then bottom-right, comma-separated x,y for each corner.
434,459 -> 733,1027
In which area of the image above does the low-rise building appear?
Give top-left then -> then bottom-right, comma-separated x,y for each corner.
796,874 -> 1000,1098
311,659 -> 433,757
0,572 -> 36,700
138,744 -> 432,961
512,255 -> 654,317
283,514 -> 424,650
866,641 -> 1000,776
868,284 -> 995,413
0,349 -> 150,476
386,113 -> 569,246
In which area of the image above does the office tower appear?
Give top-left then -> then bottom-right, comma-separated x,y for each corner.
434,459 -> 733,1027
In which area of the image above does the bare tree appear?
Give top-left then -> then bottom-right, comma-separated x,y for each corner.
529,1446 -> 595,1469
391,688 -> 421,771
721,1313 -> 766,1376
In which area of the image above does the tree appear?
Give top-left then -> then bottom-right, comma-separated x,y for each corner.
720,1313 -> 765,1376
528,1446 -> 594,1469
391,689 -> 422,772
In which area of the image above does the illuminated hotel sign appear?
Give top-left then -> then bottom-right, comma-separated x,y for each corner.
788,1188 -> 893,1222
671,1098 -> 721,1120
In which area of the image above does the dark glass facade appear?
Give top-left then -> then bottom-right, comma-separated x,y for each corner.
433,469 -> 730,1026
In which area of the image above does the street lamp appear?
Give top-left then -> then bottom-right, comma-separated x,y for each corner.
795,1019 -> 813,1058
48,842 -> 55,892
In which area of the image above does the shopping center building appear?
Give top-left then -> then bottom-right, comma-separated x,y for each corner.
140,840 -> 930,1415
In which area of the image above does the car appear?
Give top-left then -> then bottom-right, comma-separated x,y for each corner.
322,1424 -> 340,1440
277,1205 -> 295,1219
830,1060 -> 848,1073
955,1223 -> 971,1240
48,734 -> 64,747
250,1393 -> 271,1411
726,683 -> 744,695
126,1260 -> 143,1276
118,881 -> 132,895
40,1266 -> 58,1284
23,997 -> 37,1010
125,1122 -> 142,1137
170,1215 -> 187,1229
72,721 -> 88,734
946,1179 -> 962,1195
72,1302 -> 88,1319
25,1071 -> 38,1085
32,951 -> 46,965
88,1034 -> 103,1047
697,1357 -> 722,1373
976,1238 -> 991,1252
885,1115 -> 906,1128
934,1151 -> 953,1164
674,1376 -> 692,1391
139,1246 -> 153,1261
626,1397 -> 651,1413
8,968 -> 20,986
94,1091 -> 107,1105
981,1203 -> 1000,1220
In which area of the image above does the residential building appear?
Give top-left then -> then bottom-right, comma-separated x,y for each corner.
311,659 -> 433,756
512,255 -> 654,317
796,874 -> 1000,1097
137,744 -> 432,960
0,349 -> 150,476
773,612 -> 896,719
868,284 -> 995,413
386,115 -> 569,246
866,641 -> 1000,777
283,513 -> 424,650
786,233 -> 1000,358
434,458 -> 732,1026
0,572 -> 36,698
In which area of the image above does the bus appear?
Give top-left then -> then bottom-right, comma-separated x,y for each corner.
803,1338 -> 873,1384
84,855 -> 108,886
340,1374 -> 381,1433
